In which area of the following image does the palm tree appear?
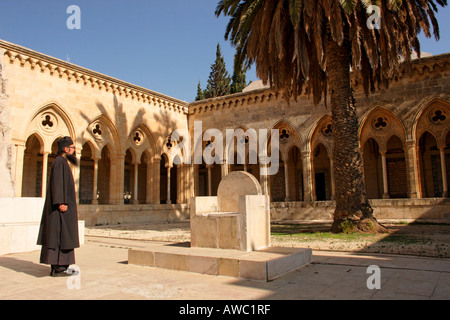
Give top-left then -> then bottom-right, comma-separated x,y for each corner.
216,0 -> 447,233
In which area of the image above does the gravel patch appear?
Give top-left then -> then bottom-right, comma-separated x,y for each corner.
85,221 -> 450,258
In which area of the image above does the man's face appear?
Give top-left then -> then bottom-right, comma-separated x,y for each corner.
64,144 -> 78,166
65,145 -> 76,155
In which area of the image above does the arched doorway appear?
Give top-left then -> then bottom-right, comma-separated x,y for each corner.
386,136 -> 408,198
313,144 -> 331,201
363,138 -> 383,199
270,149 -> 285,202
124,149 -> 134,204
138,152 -> 149,204
79,142 -> 95,204
22,134 -> 44,197
160,154 -> 177,204
287,146 -> 303,201
419,131 -> 448,197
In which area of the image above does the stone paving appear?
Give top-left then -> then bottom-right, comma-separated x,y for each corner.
0,236 -> 449,301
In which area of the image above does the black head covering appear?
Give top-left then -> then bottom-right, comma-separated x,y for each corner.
57,136 -> 74,152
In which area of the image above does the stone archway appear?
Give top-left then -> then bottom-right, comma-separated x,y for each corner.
22,134 -> 44,197
269,121 -> 303,202
386,136 -> 408,199
312,144 -> 332,201
419,131 -> 448,197
79,142 -> 95,204
363,138 -> 383,199
286,146 -> 303,201
415,100 -> 450,198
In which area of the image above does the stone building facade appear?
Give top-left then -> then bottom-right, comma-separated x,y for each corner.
1,39 -> 449,225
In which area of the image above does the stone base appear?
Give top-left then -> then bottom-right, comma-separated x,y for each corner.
0,198 -> 85,255
128,243 -> 312,282
0,221 -> 85,255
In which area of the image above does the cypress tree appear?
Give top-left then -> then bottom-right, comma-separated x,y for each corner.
230,52 -> 247,94
205,43 -> 231,99
195,81 -> 205,101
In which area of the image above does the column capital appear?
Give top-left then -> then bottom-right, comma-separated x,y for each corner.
301,150 -> 311,158
405,139 -> 417,148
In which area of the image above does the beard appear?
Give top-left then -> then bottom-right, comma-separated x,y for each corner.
66,153 -> 79,166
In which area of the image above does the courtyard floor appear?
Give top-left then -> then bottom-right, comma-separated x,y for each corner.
0,222 -> 449,302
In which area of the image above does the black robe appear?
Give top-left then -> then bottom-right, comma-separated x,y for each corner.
37,155 -> 80,255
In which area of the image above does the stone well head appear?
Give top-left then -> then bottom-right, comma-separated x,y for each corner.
217,171 -> 262,212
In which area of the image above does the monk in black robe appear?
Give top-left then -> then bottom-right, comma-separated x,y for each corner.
37,136 -> 80,276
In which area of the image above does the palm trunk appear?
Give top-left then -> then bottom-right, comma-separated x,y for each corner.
326,39 -> 387,234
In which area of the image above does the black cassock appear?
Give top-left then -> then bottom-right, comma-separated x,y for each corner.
37,155 -> 80,266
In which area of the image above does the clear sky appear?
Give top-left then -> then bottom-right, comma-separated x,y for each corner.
0,0 -> 449,102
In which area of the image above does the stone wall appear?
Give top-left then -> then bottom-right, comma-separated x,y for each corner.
270,198 -> 450,222
0,48 -> 14,197
78,203 -> 190,226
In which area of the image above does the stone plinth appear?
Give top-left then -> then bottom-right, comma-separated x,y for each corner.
190,171 -> 270,252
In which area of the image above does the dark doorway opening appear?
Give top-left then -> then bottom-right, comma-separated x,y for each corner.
315,172 -> 326,201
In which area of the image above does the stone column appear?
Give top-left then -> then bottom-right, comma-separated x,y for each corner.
111,153 -> 125,205
132,162 -> 139,204
440,147 -> 448,197
176,164 -> 182,204
206,164 -> 212,196
166,163 -> 172,204
41,152 -> 49,197
146,160 -> 153,204
91,158 -> 99,204
194,164 -> 199,197
187,163 -> 195,203
405,139 -> 421,199
381,151 -> 390,199
259,158 -> 269,195
221,162 -> 229,179
284,160 -> 290,202
330,158 -> 335,200
154,157 -> 161,204
180,163 -> 186,204
301,150 -> 313,202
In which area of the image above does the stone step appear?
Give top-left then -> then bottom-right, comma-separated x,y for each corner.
128,243 -> 312,282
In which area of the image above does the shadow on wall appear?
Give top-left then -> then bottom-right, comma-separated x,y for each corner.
77,92 -> 194,211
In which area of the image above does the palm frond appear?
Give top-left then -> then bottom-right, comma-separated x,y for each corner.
215,0 -> 447,103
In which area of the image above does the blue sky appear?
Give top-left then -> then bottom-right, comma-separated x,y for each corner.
0,0 -> 449,102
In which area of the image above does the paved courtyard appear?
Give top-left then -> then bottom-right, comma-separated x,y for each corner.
0,236 -> 449,301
